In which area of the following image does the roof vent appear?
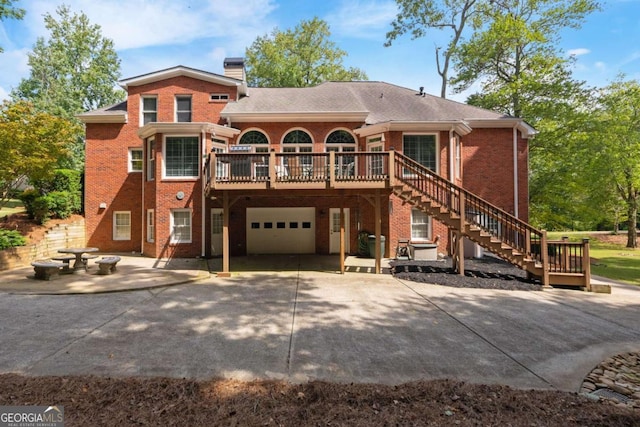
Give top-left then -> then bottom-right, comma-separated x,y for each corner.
418,86 -> 426,97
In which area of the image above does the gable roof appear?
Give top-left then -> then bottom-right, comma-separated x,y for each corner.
222,81 -> 535,137
77,100 -> 127,123
118,65 -> 248,95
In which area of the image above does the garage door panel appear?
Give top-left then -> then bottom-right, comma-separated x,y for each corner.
247,208 -> 315,254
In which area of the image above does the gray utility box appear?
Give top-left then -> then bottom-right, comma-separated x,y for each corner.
409,243 -> 438,260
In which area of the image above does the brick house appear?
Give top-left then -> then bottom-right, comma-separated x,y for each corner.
79,58 -> 536,276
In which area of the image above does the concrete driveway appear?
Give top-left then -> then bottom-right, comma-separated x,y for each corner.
1,255 -> 639,393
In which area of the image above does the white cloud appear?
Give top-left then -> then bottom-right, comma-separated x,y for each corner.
595,61 -> 607,72
0,47 -> 30,101
24,0 -> 278,51
619,50 -> 640,66
567,48 -> 590,57
326,0 -> 398,40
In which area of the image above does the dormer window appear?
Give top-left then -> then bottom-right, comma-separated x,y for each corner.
210,93 -> 229,102
176,96 -> 192,122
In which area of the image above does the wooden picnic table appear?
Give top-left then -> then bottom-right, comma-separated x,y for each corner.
57,247 -> 99,270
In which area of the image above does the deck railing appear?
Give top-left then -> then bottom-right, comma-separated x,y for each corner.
204,150 -> 591,281
205,151 -> 389,188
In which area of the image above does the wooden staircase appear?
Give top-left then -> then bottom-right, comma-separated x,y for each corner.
391,152 -> 592,290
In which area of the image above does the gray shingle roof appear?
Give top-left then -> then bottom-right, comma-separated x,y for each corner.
222,81 -> 511,125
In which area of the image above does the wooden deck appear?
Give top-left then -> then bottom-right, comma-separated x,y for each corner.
204,151 -> 592,289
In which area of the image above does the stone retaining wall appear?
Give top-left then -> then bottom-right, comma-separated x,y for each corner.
0,219 -> 85,271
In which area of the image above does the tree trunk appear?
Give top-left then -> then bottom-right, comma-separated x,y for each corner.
626,199 -> 637,248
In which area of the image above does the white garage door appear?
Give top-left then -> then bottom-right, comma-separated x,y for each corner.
246,207 -> 315,254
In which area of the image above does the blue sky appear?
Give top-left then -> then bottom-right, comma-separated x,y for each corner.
0,0 -> 639,103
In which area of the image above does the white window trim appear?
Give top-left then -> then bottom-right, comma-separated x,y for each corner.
140,95 -> 157,126
162,135 -> 200,180
128,148 -> 143,173
170,208 -> 192,244
402,132 -> 440,175
175,95 -> 192,122
410,208 -> 432,242
210,93 -> 230,102
113,211 -> 131,241
147,138 -> 155,181
146,209 -> 154,243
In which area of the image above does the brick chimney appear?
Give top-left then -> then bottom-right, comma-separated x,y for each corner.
223,57 -> 245,81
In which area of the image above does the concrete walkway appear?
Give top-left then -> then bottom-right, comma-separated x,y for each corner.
0,254 -> 638,393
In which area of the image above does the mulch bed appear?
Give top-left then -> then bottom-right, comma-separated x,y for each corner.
391,255 -> 543,291
1,374 -> 638,426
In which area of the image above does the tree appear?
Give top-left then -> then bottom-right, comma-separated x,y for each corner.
0,100 -> 80,208
589,79 -> 640,248
0,0 -> 25,53
245,17 -> 367,88
385,0 -> 481,98
11,5 -> 124,169
452,0 -> 599,118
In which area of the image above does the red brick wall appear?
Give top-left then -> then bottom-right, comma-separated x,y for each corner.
460,128 -> 529,219
85,75 -> 529,261
85,123 -> 142,253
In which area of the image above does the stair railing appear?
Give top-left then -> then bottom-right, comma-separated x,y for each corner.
392,151 -> 543,262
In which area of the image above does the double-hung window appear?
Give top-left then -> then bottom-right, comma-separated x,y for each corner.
146,209 -> 154,243
129,148 -> 143,172
141,96 -> 157,124
176,96 -> 192,122
164,136 -> 199,178
411,209 -> 431,241
113,211 -> 131,240
171,209 -> 192,243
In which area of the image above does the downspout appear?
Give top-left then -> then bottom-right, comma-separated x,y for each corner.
201,128 -> 207,258
513,126 -> 519,218
449,128 -> 455,183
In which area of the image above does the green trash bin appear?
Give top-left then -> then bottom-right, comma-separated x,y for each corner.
367,235 -> 385,258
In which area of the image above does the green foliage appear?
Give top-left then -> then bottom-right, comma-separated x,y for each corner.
20,169 -> 82,223
0,229 -> 27,250
587,78 -> 640,247
385,0 -> 481,98
44,191 -> 75,220
31,196 -> 51,224
245,17 -> 367,88
0,100 -> 79,209
10,5 -> 124,171
453,0 -> 600,117
19,189 -> 40,220
0,0 -> 25,53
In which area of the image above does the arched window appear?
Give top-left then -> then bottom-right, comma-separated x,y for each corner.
239,130 -> 269,152
283,130 -> 312,145
326,129 -> 356,177
326,130 -> 356,145
282,129 -> 313,173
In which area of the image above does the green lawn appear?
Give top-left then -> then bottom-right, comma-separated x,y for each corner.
0,199 -> 25,218
548,231 -> 639,286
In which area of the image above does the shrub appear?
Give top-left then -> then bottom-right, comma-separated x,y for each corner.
0,229 -> 27,250
21,169 -> 82,223
46,191 -> 74,219
19,189 -> 40,219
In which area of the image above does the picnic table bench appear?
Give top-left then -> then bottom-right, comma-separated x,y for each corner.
51,255 -> 76,273
31,261 -> 64,280
96,256 -> 121,275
